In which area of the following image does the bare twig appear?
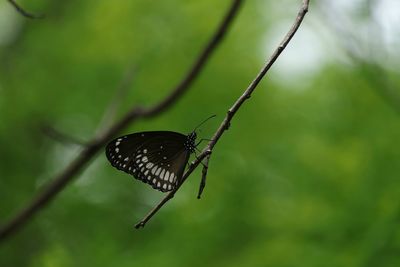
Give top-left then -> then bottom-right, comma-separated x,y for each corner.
0,0 -> 243,242
197,154 -> 211,199
8,0 -> 44,19
134,0 -> 310,229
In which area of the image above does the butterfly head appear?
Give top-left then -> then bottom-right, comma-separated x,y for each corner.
184,131 -> 197,153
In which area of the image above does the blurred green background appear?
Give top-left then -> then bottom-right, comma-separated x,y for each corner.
1,0 -> 400,266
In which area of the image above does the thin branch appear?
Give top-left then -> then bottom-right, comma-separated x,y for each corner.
134,0 -> 310,229
8,0 -> 44,19
0,0 -> 243,242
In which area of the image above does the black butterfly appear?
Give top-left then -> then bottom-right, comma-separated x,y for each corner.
105,116 -> 214,192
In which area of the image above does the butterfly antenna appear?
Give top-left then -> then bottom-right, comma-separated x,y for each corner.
193,115 -> 216,132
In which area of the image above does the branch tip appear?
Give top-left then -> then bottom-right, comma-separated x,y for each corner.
134,222 -> 145,229
197,154 -> 211,199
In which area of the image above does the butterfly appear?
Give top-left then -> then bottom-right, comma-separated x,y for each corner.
105,116 -> 215,192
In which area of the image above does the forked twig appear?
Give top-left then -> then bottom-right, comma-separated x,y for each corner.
134,0 -> 310,229
197,153 -> 211,199
0,0 -> 243,242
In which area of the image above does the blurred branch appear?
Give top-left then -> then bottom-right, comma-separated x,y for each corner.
134,0 -> 311,229
95,65 -> 137,135
359,63 -> 400,115
42,66 -> 137,147
8,0 -> 44,19
317,2 -> 400,115
42,125 -> 87,146
0,0 -> 243,242
361,204 -> 400,267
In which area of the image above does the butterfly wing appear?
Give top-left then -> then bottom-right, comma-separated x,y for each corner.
105,131 -> 190,192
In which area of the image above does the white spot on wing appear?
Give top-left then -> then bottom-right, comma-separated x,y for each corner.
124,157 -> 129,161
169,173 -> 175,183
142,156 -> 148,163
116,141 -> 120,146
146,162 -> 154,169
160,169 -> 165,179
151,166 -> 157,174
115,148 -> 119,153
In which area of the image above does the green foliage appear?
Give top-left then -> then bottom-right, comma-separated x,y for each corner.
1,0 -> 399,267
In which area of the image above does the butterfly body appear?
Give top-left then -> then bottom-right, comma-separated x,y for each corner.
106,131 -> 196,192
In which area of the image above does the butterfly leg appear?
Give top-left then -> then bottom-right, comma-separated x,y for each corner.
193,150 -> 207,168
196,138 -> 213,146
186,149 -> 208,170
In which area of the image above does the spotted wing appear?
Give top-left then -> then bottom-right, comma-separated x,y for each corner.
105,131 -> 190,192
